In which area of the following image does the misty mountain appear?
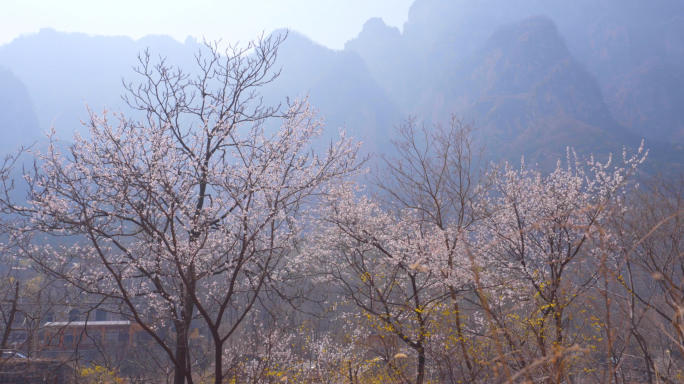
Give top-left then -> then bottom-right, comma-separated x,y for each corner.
0,29 -> 205,137
0,29 -> 397,156
604,59 -> 684,144
0,67 -> 40,151
0,0 -> 683,169
441,16 -> 641,165
263,31 -> 400,154
346,0 -> 684,152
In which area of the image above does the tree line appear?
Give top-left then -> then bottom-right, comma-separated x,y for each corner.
0,34 -> 682,384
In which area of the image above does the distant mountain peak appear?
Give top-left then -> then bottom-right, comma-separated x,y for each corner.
345,18 -> 401,52
485,15 -> 569,65
457,15 -> 582,99
362,18 -> 400,37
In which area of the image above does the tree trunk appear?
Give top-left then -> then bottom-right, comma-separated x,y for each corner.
416,345 -> 426,384
174,287 -> 196,384
214,338 -> 224,384
450,288 -> 475,382
0,281 -> 19,349
553,304 -> 564,383
174,322 -> 188,384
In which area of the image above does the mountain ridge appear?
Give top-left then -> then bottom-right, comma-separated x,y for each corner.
0,1 -> 683,171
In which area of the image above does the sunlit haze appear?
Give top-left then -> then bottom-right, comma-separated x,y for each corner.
1,0 -> 414,49
1,2 -> 684,382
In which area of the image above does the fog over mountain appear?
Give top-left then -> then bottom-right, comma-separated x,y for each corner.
1,0 -> 683,168
0,67 -> 40,151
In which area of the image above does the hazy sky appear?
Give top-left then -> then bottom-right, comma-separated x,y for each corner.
2,0 -> 414,49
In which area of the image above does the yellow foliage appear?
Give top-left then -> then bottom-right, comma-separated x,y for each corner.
78,365 -> 123,384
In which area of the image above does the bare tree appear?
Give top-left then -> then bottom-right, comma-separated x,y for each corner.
611,175 -> 684,382
371,116 -> 491,383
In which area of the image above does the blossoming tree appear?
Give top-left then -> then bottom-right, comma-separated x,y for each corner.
304,118 -> 491,384
475,146 -> 647,381
1,35 -> 361,384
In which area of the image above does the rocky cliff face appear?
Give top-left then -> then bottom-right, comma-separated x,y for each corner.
437,16 -> 637,164
344,0 -> 684,165
604,59 -> 684,145
597,14 -> 684,145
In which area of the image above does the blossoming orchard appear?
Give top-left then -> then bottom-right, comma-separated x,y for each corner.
0,35 -> 683,384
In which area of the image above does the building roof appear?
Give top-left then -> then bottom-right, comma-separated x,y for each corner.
43,321 -> 131,327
